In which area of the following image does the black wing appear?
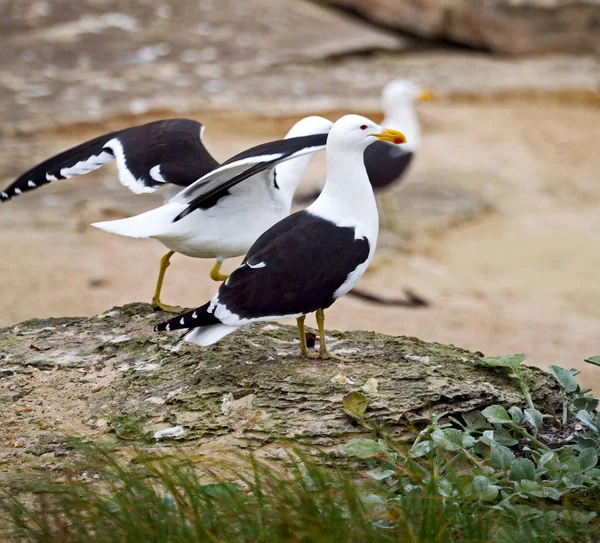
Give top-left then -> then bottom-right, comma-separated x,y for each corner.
156,210 -> 370,333
363,141 -> 413,190
170,134 -> 328,222
1,118 -> 219,202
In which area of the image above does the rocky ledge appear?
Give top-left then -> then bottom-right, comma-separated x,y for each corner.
0,303 -> 560,476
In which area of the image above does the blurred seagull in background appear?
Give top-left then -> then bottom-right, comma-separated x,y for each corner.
155,114 -> 407,360
298,79 -> 432,215
1,117 -> 333,312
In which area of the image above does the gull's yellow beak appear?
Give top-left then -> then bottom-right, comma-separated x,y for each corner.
373,128 -> 407,145
418,89 -> 434,101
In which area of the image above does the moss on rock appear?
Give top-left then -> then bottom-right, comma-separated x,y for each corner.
0,303 -> 560,463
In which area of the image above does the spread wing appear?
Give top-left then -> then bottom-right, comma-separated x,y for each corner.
169,133 -> 328,222
1,118 -> 219,203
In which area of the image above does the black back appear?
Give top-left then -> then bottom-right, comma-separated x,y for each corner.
155,211 -> 371,333
363,141 -> 413,189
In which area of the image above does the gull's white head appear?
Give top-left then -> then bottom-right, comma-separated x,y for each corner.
284,116 -> 334,139
328,114 -> 407,151
381,80 -> 433,112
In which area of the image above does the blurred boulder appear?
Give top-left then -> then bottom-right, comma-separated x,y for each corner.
315,0 -> 600,54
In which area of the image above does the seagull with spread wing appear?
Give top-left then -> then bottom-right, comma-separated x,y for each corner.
1,117 -> 333,311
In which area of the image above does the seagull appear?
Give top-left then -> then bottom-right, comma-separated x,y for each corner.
296,81 -> 433,309
154,114 -> 406,360
298,80 -> 432,208
1,116 -> 333,312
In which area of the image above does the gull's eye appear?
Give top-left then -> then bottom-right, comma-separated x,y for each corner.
360,125 -> 368,130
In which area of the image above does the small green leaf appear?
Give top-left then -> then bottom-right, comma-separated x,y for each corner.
586,468 -> 600,479
342,391 -> 368,420
366,468 -> 395,480
519,480 -> 560,500
538,452 -> 556,467
462,434 -> 476,449
491,442 -> 515,470
408,440 -> 433,458
359,493 -> 388,514
576,410 -> 599,433
584,356 -> 600,367
431,428 -> 464,452
508,406 -> 523,425
479,430 -> 494,447
493,428 -> 519,447
472,475 -> 500,501
523,408 -> 543,430
463,410 -> 492,430
510,458 -> 536,481
559,510 -> 597,525
482,405 -> 513,425
578,448 -> 598,472
436,477 -> 455,498
345,438 -> 381,459
562,472 -> 583,488
549,365 -> 578,393
481,354 -> 526,370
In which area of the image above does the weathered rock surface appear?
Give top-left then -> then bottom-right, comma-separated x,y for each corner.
0,303 -> 559,474
316,0 -> 600,55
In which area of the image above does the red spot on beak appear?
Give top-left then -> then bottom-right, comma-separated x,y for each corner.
394,137 -> 404,144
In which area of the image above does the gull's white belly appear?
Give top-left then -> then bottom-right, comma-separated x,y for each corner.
153,193 -> 286,259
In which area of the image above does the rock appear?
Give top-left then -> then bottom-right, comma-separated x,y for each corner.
316,0 -> 600,55
0,303 -> 560,458
0,0 -> 405,135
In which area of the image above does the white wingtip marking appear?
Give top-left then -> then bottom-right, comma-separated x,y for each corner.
104,138 -> 155,194
27,180 -> 36,188
247,261 -> 266,269
150,165 -> 166,183
1,192 -> 8,198
14,188 -> 21,195
192,311 -> 198,318
180,317 -> 185,325
46,173 -> 58,181
166,323 -> 171,331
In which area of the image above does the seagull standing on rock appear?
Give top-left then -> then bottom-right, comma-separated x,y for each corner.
1,117 -> 333,312
155,114 -> 407,361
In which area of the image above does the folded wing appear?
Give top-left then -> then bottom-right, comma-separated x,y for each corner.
170,133 -> 328,221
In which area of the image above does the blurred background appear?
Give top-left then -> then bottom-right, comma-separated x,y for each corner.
0,0 -> 599,386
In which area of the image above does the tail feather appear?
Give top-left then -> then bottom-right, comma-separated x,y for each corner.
91,203 -> 185,239
154,302 -> 219,332
184,324 -> 239,346
155,302 -> 237,347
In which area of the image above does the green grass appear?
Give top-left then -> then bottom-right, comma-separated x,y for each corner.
2,353 -> 600,542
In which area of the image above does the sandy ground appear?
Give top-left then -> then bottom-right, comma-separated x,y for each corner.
1,101 -> 600,390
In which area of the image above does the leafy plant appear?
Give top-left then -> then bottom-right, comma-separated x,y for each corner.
2,357 -> 600,542
342,355 -> 600,542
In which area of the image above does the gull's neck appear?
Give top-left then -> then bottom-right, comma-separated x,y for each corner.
273,153 -> 315,211
308,140 -> 379,246
384,102 -> 420,152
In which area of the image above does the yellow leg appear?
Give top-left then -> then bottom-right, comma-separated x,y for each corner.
151,251 -> 184,313
210,259 -> 229,282
315,308 -> 352,362
297,316 -> 319,359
